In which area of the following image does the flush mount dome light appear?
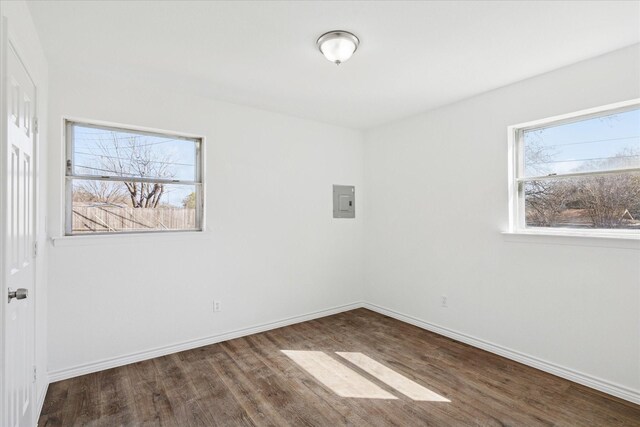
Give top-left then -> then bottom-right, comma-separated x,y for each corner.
316,30 -> 360,65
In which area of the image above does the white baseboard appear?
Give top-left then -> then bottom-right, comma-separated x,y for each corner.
362,302 -> 640,405
48,301 -> 364,383
46,300 -> 639,406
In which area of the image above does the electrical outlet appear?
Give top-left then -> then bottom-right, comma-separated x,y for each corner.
213,300 -> 221,312
441,295 -> 448,308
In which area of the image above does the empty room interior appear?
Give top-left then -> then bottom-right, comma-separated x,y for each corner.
1,1 -> 640,426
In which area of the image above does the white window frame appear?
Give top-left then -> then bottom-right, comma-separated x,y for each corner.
64,119 -> 205,236
507,99 -> 640,239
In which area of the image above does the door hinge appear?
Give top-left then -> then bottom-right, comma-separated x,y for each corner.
33,365 -> 37,383
33,117 -> 39,134
33,241 -> 38,258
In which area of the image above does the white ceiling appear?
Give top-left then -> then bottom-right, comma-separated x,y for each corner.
27,1 -> 640,129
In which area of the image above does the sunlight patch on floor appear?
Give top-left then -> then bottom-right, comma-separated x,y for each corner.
282,350 -> 450,402
336,352 -> 450,402
281,350 -> 398,399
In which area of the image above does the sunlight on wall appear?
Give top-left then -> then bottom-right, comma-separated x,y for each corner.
282,350 -> 450,402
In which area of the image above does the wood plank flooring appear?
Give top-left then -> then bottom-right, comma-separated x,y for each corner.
39,309 -> 640,426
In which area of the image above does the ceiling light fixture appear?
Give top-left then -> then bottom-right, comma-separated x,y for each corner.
316,30 -> 360,65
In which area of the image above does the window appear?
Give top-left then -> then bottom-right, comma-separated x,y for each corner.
65,120 -> 203,235
509,101 -> 640,236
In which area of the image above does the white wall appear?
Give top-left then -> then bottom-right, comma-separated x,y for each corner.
43,30 -> 639,405
364,45 -> 640,401
46,66 -> 364,375
0,0 -> 49,414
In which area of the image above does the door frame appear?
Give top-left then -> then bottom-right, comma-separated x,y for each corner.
0,15 -> 40,426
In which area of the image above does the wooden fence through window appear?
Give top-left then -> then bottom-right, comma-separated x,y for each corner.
72,205 -> 196,233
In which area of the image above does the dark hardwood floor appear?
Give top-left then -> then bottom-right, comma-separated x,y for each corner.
39,308 -> 640,426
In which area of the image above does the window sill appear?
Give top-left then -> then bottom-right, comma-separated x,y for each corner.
50,230 -> 212,247
502,230 -> 640,250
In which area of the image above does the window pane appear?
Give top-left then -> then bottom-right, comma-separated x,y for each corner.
70,179 -> 199,234
523,108 -> 640,178
71,124 -> 198,181
524,172 -> 640,230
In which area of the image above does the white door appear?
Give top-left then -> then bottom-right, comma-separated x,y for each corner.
4,40 -> 36,427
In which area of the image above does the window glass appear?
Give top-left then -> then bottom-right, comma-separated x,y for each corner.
513,105 -> 640,233
524,173 -> 640,229
523,109 -> 640,178
71,124 -> 198,181
66,121 -> 203,235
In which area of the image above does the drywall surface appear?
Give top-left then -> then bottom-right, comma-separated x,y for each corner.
46,66 -> 364,374
44,33 -> 639,403
364,45 -> 640,397
1,0 -> 49,411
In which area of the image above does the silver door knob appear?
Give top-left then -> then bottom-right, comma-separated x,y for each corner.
8,288 -> 28,302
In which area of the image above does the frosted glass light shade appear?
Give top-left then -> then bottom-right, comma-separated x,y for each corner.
317,31 -> 360,65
